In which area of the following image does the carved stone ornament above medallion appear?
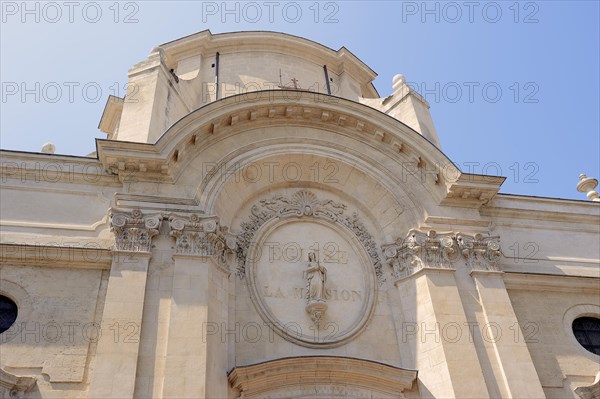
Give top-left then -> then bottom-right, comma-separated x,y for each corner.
383,230 -> 502,281
236,190 -> 384,284
237,190 -> 379,348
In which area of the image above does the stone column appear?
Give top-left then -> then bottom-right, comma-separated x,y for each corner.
458,233 -> 546,399
385,230 -> 490,399
161,214 -> 234,399
88,210 -> 161,399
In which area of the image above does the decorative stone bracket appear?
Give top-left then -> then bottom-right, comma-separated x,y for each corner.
168,213 -> 237,272
383,230 -> 502,280
110,209 -> 162,252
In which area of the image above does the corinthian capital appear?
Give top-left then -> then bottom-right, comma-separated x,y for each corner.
168,213 -> 236,270
456,233 -> 501,272
110,209 -> 162,252
383,229 -> 458,281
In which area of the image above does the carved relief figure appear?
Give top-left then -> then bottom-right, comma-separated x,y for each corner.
304,252 -> 328,329
304,252 -> 327,303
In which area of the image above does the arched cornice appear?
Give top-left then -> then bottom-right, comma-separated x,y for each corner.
97,90 -> 452,179
97,90 -> 504,209
227,356 -> 417,398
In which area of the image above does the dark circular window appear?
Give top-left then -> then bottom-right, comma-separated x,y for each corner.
572,317 -> 600,356
0,295 -> 18,334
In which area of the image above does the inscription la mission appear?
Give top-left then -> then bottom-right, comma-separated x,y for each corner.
262,286 -> 363,302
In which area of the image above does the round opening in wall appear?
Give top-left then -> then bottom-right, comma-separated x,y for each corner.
0,295 -> 18,334
572,316 -> 600,356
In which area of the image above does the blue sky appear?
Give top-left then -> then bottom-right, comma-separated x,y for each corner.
1,1 -> 599,200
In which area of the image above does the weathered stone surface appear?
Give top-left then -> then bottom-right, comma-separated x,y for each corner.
0,30 -> 598,399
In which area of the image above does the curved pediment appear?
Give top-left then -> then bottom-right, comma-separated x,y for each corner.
228,356 -> 417,398
98,90 -> 456,184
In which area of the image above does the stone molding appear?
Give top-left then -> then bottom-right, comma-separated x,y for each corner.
383,229 -> 502,280
96,90 -> 455,189
0,368 -> 36,398
504,274 -> 600,294
168,213 -> 236,272
0,243 -> 112,270
228,356 -> 417,399
236,190 -> 384,284
110,209 -> 162,253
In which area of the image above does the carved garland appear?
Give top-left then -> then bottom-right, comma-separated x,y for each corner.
236,190 -> 385,284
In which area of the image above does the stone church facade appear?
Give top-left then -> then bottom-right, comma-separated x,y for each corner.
1,30 -> 598,399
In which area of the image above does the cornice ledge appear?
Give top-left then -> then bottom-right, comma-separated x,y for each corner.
441,173 -> 506,209
480,204 -> 600,225
503,272 -> 600,294
0,243 -> 112,270
96,91 -> 454,185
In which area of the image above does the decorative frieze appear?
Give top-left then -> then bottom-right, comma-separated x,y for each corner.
110,209 -> 162,252
456,233 -> 501,272
236,190 -> 384,284
383,230 -> 502,279
169,213 -> 236,270
383,229 -> 458,280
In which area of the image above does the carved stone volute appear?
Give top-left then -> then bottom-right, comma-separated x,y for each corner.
383,229 -> 458,281
110,209 -> 162,252
456,233 -> 502,272
384,230 -> 502,280
168,213 -> 236,271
